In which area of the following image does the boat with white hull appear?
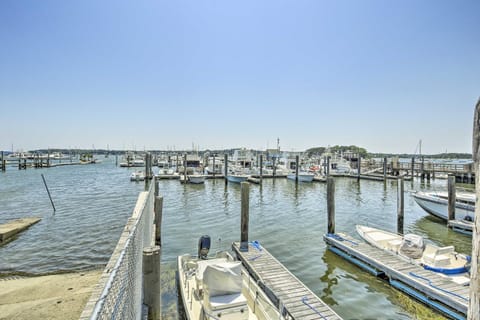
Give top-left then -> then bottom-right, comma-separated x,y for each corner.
413,191 -> 475,221
226,174 -> 249,183
286,172 -> 314,182
356,225 -> 470,280
178,236 -> 281,320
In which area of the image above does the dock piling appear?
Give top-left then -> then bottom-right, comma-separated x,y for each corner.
397,177 -> 404,234
327,176 -> 335,234
357,156 -> 361,181
259,154 -> 263,184
224,153 -> 228,185
240,181 -> 249,251
469,97 -> 480,318
383,157 -> 387,181
295,155 -> 299,183
448,174 -> 456,221
142,245 -> 161,320
154,196 -> 163,246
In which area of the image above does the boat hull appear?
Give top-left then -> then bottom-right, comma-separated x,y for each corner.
188,175 -> 206,184
226,175 -> 249,183
413,193 -> 474,221
286,173 -> 314,182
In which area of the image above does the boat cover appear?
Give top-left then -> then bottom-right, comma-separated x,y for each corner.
400,234 -> 424,259
203,261 -> 242,297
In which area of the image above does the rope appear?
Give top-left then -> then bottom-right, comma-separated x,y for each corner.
301,296 -> 328,320
326,233 -> 359,246
408,272 -> 468,301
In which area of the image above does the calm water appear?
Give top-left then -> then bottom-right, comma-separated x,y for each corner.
0,159 -> 473,319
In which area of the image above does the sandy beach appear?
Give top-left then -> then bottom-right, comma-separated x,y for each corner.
0,270 -> 102,320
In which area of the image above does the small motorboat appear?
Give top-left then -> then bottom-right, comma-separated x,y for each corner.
356,225 -> 470,278
177,236 -> 281,320
286,171 -> 315,182
130,171 -> 145,181
413,191 -> 475,221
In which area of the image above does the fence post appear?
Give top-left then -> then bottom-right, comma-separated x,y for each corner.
143,245 -> 161,320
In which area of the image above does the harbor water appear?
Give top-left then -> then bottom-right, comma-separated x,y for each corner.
0,158 -> 473,319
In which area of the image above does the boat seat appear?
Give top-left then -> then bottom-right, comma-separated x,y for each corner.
204,293 -> 248,320
387,239 -> 403,252
422,244 -> 452,267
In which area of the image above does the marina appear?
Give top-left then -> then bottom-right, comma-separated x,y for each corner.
0,154 -> 476,319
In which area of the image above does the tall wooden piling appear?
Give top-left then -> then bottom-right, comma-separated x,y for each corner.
383,157 -> 387,181
212,154 -> 216,178
357,156 -> 361,181
295,155 -> 299,183
468,97 -> 480,319
183,154 -> 187,183
240,181 -> 249,251
327,176 -> 335,234
397,177 -> 404,234
326,156 -> 330,177
142,245 -> 161,320
224,153 -> 228,184
272,157 -> 276,177
448,174 -> 456,222
259,154 -> 263,184
411,157 -> 415,178
154,196 -> 163,246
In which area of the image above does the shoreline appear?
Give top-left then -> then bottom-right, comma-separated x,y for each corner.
0,269 -> 102,320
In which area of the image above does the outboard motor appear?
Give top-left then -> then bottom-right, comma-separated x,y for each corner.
198,235 -> 211,260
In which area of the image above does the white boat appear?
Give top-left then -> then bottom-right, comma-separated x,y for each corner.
413,191 -> 475,221
286,171 -> 315,182
188,172 -> 207,184
178,236 -> 281,320
130,171 -> 145,181
356,225 -> 470,279
226,173 -> 249,183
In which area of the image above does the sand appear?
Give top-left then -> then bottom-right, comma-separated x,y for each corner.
0,270 -> 102,320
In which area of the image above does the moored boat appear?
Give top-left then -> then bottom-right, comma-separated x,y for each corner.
188,173 -> 207,184
286,171 -> 315,182
356,225 -> 470,279
177,236 -> 281,320
130,171 -> 145,181
413,191 -> 475,221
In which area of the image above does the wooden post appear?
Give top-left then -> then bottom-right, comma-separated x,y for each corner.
143,245 -> 161,320
259,154 -> 263,184
224,153 -> 228,184
154,180 -> 159,197
183,153 -> 187,183
240,181 -> 249,251
326,156 -> 330,176
327,177 -> 335,234
448,174 -> 456,222
383,157 -> 387,181
397,177 -> 404,234
115,154 -> 118,166
411,157 -> 415,178
212,154 -> 216,178
272,157 -> 276,177
1,151 -> 3,172
176,154 -> 179,173
357,156 -> 361,181
468,97 -> 480,319
145,153 -> 149,182
154,196 -> 163,246
295,155 -> 299,183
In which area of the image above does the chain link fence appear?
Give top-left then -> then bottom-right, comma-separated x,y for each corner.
80,182 -> 155,320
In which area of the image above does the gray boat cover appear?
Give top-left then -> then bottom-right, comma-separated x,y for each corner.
203,261 -> 242,297
400,234 -> 424,259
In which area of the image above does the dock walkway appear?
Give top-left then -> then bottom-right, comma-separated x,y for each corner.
232,241 -> 342,320
323,233 -> 469,319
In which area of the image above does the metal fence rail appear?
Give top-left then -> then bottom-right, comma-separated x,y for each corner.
80,182 -> 155,320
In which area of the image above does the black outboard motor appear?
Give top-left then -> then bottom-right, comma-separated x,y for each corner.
198,235 -> 211,260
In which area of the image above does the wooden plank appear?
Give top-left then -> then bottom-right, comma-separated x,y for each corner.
233,242 -> 342,320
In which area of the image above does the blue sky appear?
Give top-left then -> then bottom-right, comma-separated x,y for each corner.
1,0 -> 479,154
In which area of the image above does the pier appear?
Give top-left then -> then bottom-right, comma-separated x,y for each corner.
232,241 -> 342,320
323,233 -> 469,319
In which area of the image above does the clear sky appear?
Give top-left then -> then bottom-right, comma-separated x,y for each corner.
1,0 -> 479,154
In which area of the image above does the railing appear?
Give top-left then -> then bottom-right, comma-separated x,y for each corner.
80,182 -> 155,320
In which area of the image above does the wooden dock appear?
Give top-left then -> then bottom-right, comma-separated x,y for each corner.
0,217 -> 41,243
232,241 -> 342,320
323,233 -> 469,319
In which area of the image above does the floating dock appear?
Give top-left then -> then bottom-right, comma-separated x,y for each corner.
323,233 -> 469,319
232,241 -> 342,320
448,220 -> 473,236
0,217 -> 41,243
